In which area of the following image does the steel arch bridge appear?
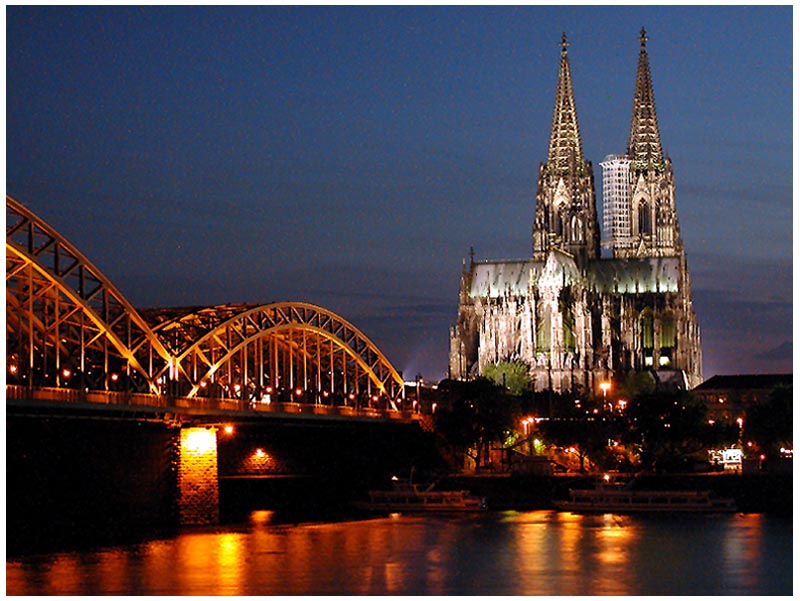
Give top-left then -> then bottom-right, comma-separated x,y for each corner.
6,195 -> 406,410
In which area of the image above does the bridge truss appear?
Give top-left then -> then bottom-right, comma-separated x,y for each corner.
6,196 -> 406,409
6,196 -> 173,394
147,302 -> 405,408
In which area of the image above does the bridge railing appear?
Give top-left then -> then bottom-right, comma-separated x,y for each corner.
6,385 -> 420,422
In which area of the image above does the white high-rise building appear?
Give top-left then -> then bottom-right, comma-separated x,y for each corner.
600,154 -> 632,250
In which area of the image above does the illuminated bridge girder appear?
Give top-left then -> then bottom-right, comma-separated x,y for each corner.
7,196 -> 407,414
6,195 -> 172,394
149,302 -> 406,408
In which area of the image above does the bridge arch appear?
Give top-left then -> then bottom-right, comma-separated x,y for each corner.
6,195 -> 172,394
8,196 -> 406,410
148,302 -> 406,408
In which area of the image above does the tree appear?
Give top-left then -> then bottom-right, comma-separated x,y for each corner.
482,361 -> 531,396
617,370 -> 656,399
536,396 -> 612,473
746,384 -> 793,459
434,377 -> 521,470
620,389 -> 711,472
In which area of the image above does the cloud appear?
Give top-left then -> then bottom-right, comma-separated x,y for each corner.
754,341 -> 792,362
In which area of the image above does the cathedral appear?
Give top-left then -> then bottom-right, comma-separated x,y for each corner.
449,30 -> 703,394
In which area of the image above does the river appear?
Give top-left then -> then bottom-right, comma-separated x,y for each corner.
6,510 -> 792,595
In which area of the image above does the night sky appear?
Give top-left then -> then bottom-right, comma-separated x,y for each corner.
6,6 -> 793,383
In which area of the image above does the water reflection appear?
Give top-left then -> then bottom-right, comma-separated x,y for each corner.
720,513 -> 765,594
506,510 -> 637,595
6,511 -> 791,595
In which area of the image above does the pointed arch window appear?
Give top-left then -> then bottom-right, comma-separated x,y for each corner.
536,303 -> 552,354
559,288 -> 576,352
638,201 -> 651,235
659,311 -> 676,366
562,303 -> 576,352
570,214 -> 583,243
639,308 -> 654,367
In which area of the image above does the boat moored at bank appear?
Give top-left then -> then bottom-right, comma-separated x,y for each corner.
356,477 -> 487,513
554,475 -> 737,514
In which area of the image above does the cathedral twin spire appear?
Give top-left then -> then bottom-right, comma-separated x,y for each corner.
546,33 -> 586,176
533,32 -> 598,263
628,28 -> 664,173
545,28 -> 663,175
535,28 -> 670,261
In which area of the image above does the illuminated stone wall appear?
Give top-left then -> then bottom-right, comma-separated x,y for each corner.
449,251 -> 703,393
178,427 -> 219,525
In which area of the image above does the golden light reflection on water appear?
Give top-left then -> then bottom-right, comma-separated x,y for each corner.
509,510 -> 639,595
5,510 -> 791,595
250,509 -> 275,526
720,513 -> 764,592
592,514 -> 636,594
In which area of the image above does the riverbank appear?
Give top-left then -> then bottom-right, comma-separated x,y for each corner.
439,472 -> 793,515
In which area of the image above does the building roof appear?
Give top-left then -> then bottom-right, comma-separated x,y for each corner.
470,260 -> 539,298
587,256 -> 680,293
693,374 -> 793,391
468,253 -> 680,299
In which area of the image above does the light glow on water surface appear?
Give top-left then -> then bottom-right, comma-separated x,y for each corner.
6,511 -> 792,596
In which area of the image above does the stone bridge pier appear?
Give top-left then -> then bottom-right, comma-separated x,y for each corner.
178,427 -> 221,525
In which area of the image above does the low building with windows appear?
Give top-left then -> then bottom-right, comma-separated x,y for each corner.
692,374 -> 792,427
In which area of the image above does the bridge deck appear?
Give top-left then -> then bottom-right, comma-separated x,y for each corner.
6,385 -> 421,424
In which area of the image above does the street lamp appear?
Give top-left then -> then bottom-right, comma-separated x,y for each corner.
736,417 -> 744,448
415,373 -> 422,413
521,417 -> 535,455
521,416 -> 534,436
600,381 -> 611,411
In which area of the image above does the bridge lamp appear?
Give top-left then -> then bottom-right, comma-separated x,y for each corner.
223,425 -> 234,435
184,428 -> 217,453
62,368 -> 72,379
295,387 -> 303,398
9,364 -> 18,375
110,373 -> 119,382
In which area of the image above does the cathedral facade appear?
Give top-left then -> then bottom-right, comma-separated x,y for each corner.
449,30 -> 703,394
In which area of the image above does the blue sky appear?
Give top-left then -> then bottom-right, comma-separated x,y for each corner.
6,6 -> 793,381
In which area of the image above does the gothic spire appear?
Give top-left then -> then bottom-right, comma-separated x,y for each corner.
627,27 -> 664,172
546,33 -> 585,175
